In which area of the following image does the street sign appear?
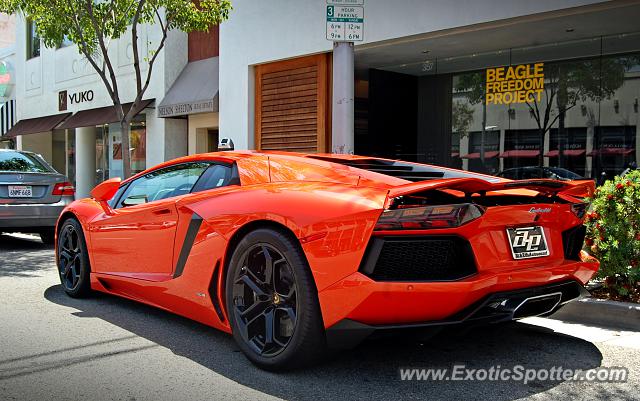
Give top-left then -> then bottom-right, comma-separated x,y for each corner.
326,5 -> 364,42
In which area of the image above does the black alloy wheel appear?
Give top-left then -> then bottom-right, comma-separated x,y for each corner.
231,243 -> 298,357
57,218 -> 91,297
226,228 -> 326,370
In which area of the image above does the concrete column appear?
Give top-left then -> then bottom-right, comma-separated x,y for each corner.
75,126 -> 96,199
332,42 -> 355,154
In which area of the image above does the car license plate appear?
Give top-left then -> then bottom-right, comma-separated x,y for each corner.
506,226 -> 550,260
8,185 -> 33,198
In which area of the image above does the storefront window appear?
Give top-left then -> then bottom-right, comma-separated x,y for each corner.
26,20 -> 40,59
449,35 -> 640,180
108,114 -> 147,178
130,119 -> 147,175
66,129 -> 75,185
96,124 -> 109,183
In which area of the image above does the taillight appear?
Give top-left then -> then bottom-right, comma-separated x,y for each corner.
53,182 -> 75,196
374,203 -> 484,231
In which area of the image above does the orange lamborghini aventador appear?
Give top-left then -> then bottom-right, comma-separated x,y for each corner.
55,151 -> 599,370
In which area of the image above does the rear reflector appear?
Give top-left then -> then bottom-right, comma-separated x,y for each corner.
570,202 -> 588,219
53,182 -> 75,196
375,203 -> 484,231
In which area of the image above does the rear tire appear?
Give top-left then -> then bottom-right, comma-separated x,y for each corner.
56,218 -> 92,298
39,228 -> 55,245
225,228 -> 326,370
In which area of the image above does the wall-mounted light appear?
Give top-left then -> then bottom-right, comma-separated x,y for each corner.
581,104 -> 587,116
634,98 -> 638,113
508,108 -> 516,119
614,100 -> 620,114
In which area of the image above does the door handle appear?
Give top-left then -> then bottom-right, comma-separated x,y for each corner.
153,208 -> 172,215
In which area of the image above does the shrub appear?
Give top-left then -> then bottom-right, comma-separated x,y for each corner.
584,170 -> 640,297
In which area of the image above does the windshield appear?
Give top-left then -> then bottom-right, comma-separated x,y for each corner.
546,167 -> 583,180
0,151 -> 53,173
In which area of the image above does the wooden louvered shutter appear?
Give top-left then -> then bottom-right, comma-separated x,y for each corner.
255,54 -> 331,153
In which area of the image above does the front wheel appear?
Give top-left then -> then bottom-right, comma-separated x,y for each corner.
57,218 -> 92,298
225,228 -> 326,370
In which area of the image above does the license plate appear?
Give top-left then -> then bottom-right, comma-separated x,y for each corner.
506,226 -> 550,260
8,185 -> 33,198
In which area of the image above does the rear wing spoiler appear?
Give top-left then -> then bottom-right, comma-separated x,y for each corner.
387,178 -> 594,201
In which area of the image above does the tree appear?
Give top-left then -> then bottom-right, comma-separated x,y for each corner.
1,0 -> 231,178
524,58 -> 630,167
454,72 -> 489,168
455,57 -> 636,170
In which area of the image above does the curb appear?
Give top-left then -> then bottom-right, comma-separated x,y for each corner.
551,297 -> 640,331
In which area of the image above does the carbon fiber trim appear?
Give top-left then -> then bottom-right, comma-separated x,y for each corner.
173,213 -> 203,278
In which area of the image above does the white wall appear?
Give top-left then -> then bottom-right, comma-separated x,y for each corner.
219,0 -> 608,150
188,112 -> 219,154
14,15 -> 188,165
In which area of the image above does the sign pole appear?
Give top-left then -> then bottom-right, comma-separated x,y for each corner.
326,1 -> 363,154
332,41 -> 355,154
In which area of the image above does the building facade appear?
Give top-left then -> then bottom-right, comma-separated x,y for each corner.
219,0 -> 640,180
9,15 -> 220,197
0,45 -> 16,147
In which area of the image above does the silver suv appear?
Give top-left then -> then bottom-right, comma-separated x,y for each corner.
0,149 -> 75,244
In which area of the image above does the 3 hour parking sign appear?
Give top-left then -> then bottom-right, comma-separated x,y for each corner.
326,3 -> 364,42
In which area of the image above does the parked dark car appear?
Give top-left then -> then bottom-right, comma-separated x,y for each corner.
497,166 -> 587,181
0,149 -> 75,244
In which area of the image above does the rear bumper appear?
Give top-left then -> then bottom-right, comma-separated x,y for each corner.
325,280 -> 590,349
0,196 -> 73,229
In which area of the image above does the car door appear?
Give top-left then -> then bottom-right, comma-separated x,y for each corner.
89,162 -> 211,276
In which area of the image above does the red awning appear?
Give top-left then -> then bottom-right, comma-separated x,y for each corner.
5,113 -> 72,137
545,149 -> 586,157
499,150 -> 540,158
57,99 -> 154,130
451,152 -> 460,158
588,148 -> 635,156
462,151 -> 500,159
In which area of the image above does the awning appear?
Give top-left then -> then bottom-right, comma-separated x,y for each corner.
587,148 -> 635,156
499,150 -> 540,158
5,112 -> 71,137
462,151 -> 499,159
545,149 -> 586,157
451,152 -> 459,158
58,99 -> 154,130
157,57 -> 219,118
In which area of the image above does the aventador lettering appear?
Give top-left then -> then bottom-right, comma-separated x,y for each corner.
485,63 -> 544,105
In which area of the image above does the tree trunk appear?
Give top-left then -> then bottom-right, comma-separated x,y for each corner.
538,129 -> 545,168
120,120 -> 132,179
480,99 -> 487,172
557,107 -> 566,169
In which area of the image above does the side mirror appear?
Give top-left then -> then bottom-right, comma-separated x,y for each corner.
90,178 -> 122,202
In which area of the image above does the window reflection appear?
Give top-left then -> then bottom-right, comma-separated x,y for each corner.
450,37 -> 640,180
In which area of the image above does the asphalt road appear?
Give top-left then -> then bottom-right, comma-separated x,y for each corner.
1,233 -> 638,401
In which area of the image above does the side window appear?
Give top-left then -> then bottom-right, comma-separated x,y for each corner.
117,162 -> 210,208
107,184 -> 129,209
521,168 -> 539,179
192,164 -> 240,193
500,169 -> 517,179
